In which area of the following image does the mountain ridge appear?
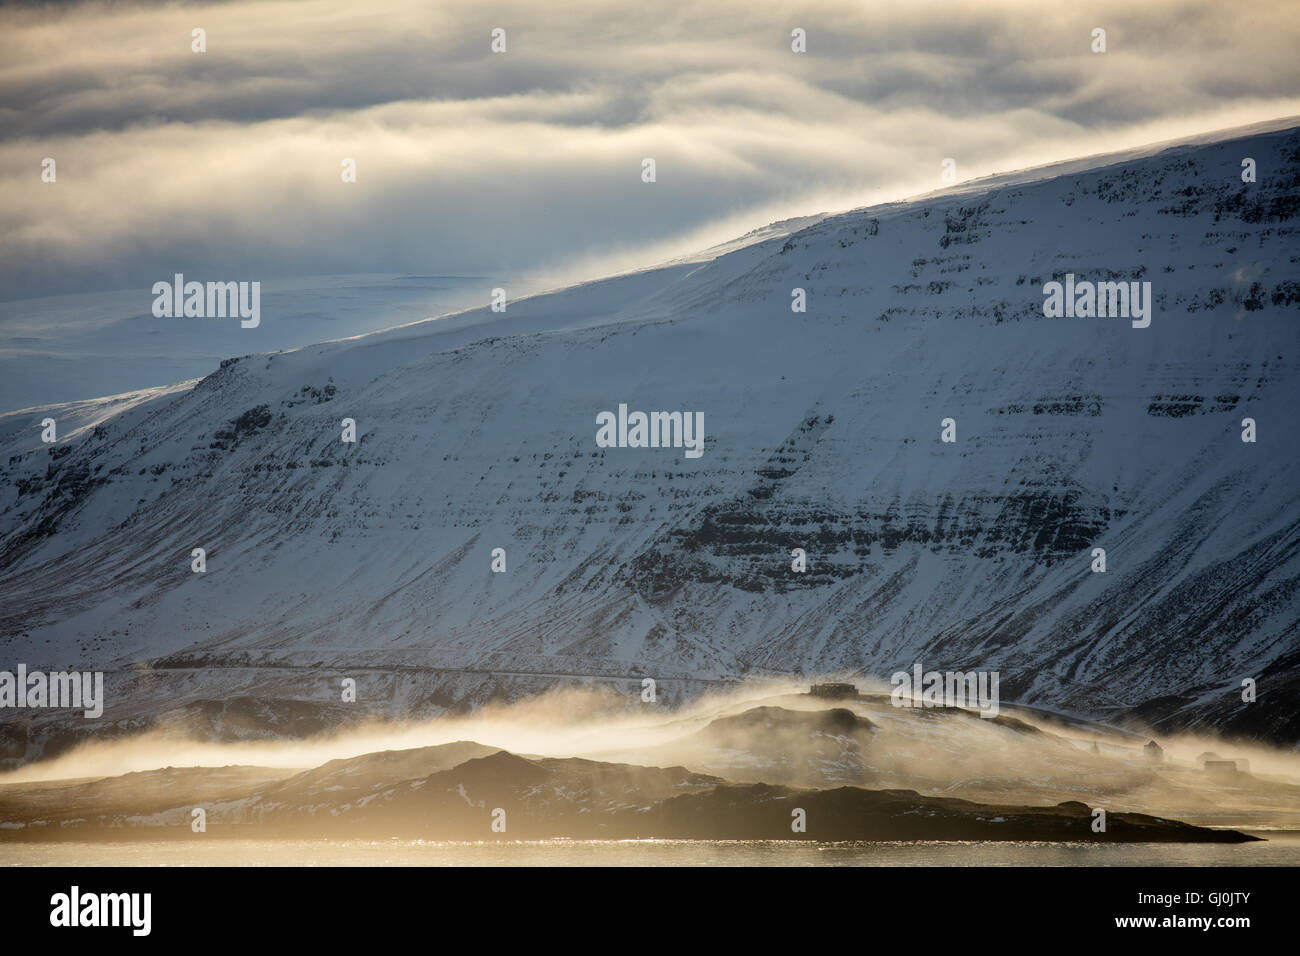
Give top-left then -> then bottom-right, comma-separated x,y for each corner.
2,119 -> 1298,761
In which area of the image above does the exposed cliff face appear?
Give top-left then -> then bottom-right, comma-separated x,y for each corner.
1,122 -> 1298,755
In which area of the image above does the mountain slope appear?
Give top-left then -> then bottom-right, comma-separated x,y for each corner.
2,121 -> 1298,758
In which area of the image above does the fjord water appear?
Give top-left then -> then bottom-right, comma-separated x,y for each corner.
5,834 -> 1299,867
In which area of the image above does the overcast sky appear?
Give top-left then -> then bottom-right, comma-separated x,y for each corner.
2,0 -> 1299,301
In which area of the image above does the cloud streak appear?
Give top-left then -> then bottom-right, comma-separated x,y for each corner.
2,0 -> 1299,300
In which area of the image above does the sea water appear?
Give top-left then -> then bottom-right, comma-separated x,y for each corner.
4,833 -> 1299,867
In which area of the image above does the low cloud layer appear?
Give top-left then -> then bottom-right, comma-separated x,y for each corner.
2,0 -> 1299,300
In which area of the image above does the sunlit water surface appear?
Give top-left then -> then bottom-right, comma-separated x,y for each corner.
5,832 -> 1299,866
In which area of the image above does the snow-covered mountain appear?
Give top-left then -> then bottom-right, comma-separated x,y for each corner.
2,120 -> 1298,761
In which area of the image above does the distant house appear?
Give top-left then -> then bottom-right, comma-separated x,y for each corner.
1144,740 -> 1163,762
1204,760 -> 1240,782
809,682 -> 858,700
1202,757 -> 1250,782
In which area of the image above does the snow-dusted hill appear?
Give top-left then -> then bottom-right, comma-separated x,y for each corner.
2,121 -> 1298,760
